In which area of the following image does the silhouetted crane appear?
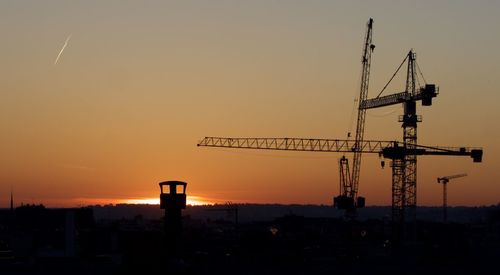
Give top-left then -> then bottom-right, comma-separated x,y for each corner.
336,18 -> 375,216
437,173 -> 467,223
197,139 -> 482,225
359,49 -> 438,238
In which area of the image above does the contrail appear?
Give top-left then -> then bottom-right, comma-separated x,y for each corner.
54,35 -> 71,65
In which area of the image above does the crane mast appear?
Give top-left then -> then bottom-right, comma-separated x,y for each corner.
397,50 -> 419,228
350,18 -> 375,206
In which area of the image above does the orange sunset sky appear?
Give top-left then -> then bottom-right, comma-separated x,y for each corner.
1,1 -> 499,207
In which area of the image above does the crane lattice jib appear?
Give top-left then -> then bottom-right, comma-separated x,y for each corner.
197,137 -> 482,162
351,18 -> 375,200
440,173 -> 467,181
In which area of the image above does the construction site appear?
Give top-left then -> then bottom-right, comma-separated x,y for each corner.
190,18 -> 493,274
197,18 -> 483,244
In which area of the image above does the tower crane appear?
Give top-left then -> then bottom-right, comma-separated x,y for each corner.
437,173 -> 467,223
197,138 -> 481,243
197,138 -> 482,220
359,50 -> 438,230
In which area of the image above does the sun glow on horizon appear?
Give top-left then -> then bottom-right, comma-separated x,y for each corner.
122,195 -> 214,206
36,195 -> 220,208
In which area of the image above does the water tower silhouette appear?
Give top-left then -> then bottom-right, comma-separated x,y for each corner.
159,180 -> 187,256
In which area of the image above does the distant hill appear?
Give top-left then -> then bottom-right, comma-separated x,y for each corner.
89,203 -> 500,223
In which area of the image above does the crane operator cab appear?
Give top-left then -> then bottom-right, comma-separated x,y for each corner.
159,181 -> 187,210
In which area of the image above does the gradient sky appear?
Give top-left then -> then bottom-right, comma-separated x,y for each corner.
1,1 -> 499,207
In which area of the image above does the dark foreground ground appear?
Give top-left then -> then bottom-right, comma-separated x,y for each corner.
0,204 -> 499,274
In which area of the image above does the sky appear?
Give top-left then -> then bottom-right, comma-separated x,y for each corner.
0,0 -> 499,207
